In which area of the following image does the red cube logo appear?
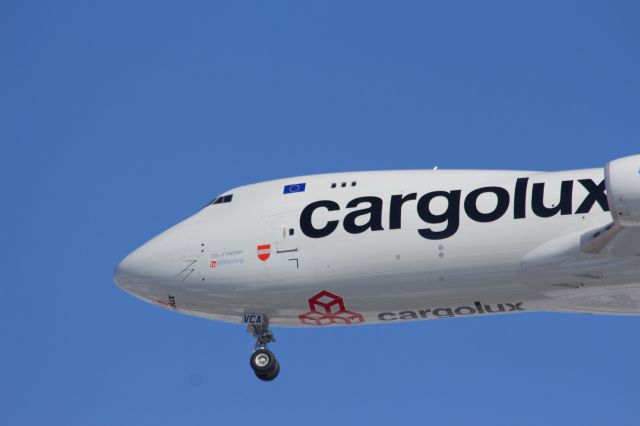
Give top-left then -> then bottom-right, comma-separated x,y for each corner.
298,290 -> 365,326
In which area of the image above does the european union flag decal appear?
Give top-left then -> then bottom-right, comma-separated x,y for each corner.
283,183 -> 306,194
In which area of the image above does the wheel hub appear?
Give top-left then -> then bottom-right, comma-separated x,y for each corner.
255,353 -> 270,367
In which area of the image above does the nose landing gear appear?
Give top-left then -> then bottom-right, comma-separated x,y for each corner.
248,319 -> 279,381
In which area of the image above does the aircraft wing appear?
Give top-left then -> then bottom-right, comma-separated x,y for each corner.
581,223 -> 640,256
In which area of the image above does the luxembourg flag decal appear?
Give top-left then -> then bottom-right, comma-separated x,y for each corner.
257,244 -> 271,261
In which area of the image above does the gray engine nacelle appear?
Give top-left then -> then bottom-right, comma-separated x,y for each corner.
605,154 -> 640,227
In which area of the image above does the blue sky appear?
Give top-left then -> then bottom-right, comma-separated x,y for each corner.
2,1 -> 639,425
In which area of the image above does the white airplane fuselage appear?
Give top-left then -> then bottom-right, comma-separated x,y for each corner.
114,156 -> 640,327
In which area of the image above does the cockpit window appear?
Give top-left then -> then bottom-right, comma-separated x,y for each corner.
209,194 -> 233,205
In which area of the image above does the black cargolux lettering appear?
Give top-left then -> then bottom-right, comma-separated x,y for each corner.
417,190 -> 461,240
505,302 -> 524,311
378,312 -> 397,321
514,177 -> 529,219
343,196 -> 385,234
464,186 -> 510,223
454,306 -> 475,315
531,180 -> 573,217
300,200 -> 340,238
483,304 -> 505,313
433,307 -> 454,317
299,176 -> 605,242
399,311 -> 418,320
390,193 -> 418,230
575,179 -> 609,214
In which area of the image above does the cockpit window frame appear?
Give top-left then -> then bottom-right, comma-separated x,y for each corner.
208,194 -> 233,206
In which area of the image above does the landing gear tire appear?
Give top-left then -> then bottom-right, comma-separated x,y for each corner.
247,316 -> 280,381
255,359 -> 280,382
250,349 -> 276,374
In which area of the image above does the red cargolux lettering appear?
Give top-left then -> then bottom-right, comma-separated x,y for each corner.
299,290 -> 365,325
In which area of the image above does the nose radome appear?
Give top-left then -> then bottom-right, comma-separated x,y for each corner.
113,255 -> 131,290
113,218 -> 197,293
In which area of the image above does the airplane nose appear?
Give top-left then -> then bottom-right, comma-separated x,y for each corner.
113,216 -> 199,295
113,255 -> 132,290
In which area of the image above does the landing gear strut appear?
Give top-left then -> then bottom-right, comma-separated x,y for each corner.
248,318 -> 279,381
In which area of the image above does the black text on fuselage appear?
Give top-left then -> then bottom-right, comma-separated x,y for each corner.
299,178 -> 608,240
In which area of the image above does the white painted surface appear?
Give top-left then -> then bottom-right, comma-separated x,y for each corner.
114,157 -> 640,326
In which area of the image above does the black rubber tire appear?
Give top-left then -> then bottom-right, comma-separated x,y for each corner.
256,360 -> 280,382
250,349 -> 276,374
